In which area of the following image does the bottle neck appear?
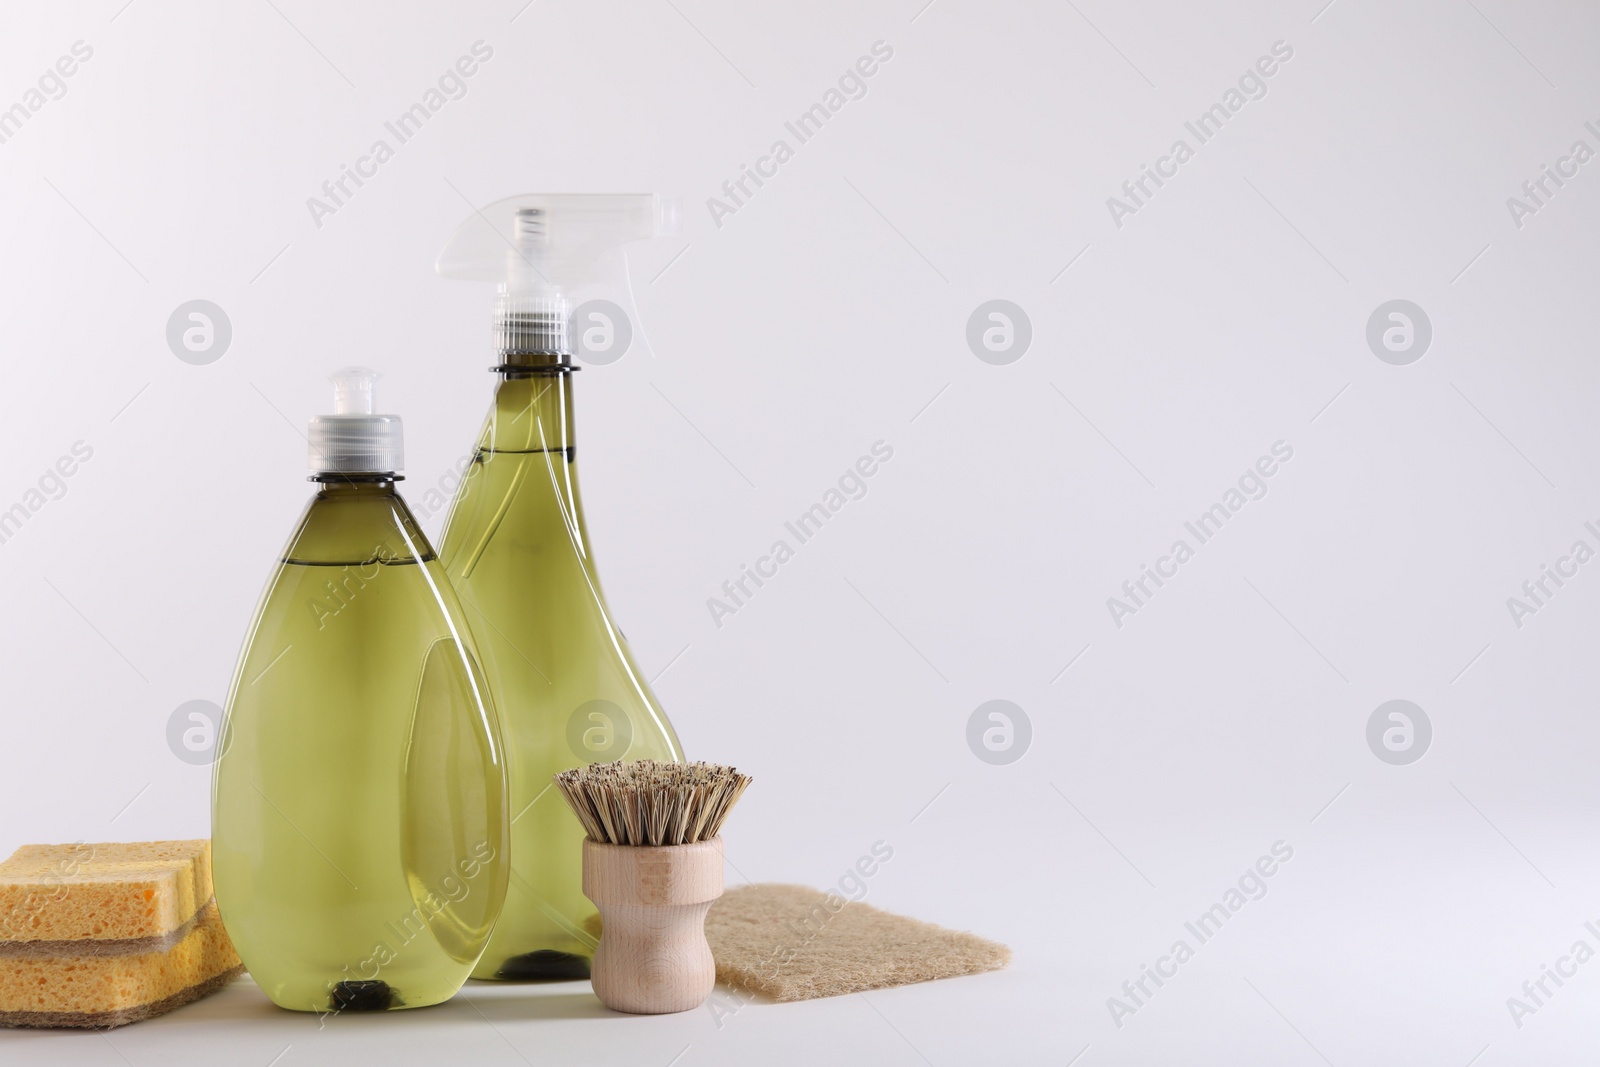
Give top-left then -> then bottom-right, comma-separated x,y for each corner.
283,478 -> 434,565
309,474 -> 400,488
444,369 -> 588,578
483,371 -> 576,456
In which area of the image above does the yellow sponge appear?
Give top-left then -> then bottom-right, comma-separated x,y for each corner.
0,841 -> 242,1028
0,840 -> 212,946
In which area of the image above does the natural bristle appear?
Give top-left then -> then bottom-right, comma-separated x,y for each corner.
553,760 -> 752,847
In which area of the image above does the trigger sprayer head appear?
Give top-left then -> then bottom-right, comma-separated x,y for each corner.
308,367 -> 404,475
435,194 -> 679,366
499,205 -> 570,358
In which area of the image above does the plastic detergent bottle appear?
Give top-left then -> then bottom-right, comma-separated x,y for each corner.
435,195 -> 684,979
212,368 -> 509,1012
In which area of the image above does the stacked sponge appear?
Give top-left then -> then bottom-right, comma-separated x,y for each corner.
0,840 -> 242,1028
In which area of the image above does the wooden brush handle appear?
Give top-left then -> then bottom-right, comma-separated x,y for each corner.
582,838 -> 724,1014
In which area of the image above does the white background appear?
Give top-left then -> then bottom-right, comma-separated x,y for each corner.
3,0 -> 1600,1063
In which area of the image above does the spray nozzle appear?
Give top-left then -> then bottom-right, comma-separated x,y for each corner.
436,194 -> 679,363
309,366 -> 405,474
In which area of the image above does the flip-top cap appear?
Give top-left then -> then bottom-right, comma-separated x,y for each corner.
308,367 -> 404,474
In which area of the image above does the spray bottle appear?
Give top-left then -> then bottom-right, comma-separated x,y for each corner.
434,195 -> 686,979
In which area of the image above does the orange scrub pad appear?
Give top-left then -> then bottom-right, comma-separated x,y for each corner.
0,841 -> 243,1028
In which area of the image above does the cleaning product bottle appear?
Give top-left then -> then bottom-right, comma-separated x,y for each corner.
435,195 -> 685,979
212,368 -> 509,1013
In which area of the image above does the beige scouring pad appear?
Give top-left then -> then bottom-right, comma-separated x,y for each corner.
706,883 -> 1011,1001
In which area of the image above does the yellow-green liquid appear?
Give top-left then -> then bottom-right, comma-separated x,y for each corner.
213,481 -> 508,1011
438,372 -> 683,979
